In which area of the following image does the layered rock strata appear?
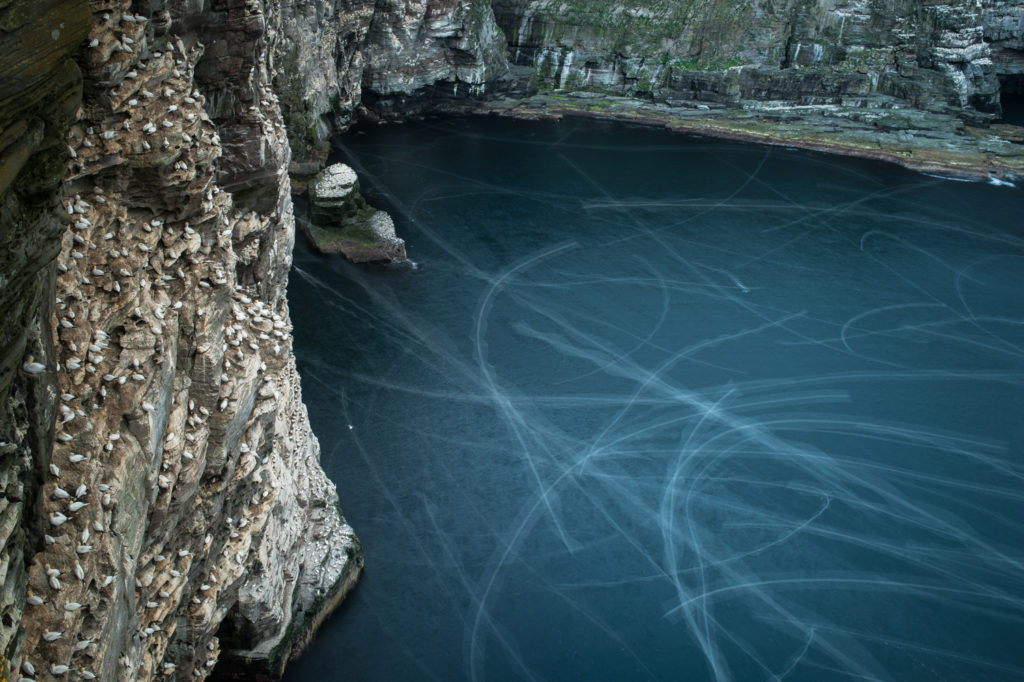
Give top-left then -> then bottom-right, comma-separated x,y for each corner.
270,0 -> 1023,180
4,0 -> 361,680
984,0 -> 1024,86
492,0 -> 1002,117
275,0 -> 511,166
303,163 -> 406,263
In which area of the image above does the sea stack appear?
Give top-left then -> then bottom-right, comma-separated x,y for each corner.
303,163 -> 406,263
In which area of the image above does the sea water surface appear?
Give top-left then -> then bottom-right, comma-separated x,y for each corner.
284,117 -> 1024,682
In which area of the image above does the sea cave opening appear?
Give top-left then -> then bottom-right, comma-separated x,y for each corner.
998,74 -> 1024,125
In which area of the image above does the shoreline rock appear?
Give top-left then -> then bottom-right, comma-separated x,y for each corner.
302,163 -> 407,263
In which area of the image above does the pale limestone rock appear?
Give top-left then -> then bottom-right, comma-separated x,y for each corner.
310,163 -> 358,204
306,164 -> 407,262
368,211 -> 400,246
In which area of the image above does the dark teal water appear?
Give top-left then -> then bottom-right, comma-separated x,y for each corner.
1002,93 -> 1024,126
284,117 -> 1024,682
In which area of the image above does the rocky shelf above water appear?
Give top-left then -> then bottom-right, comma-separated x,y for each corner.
430,91 -> 1024,183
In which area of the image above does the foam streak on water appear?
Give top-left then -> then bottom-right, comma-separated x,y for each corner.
285,118 -> 1024,682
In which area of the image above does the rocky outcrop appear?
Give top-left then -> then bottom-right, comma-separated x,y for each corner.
3,0 -> 361,680
984,0 -> 1024,54
274,0 -> 511,165
984,0 -> 1024,87
272,0 -> 376,169
359,0 -> 510,108
302,163 -> 406,262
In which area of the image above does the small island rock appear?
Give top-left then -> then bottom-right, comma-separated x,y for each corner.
303,163 -> 407,263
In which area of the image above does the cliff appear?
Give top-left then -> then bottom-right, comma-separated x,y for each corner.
985,0 -> 1024,90
273,0 -> 1024,177
2,0 -> 1024,680
2,1 -> 361,680
491,0 -> 1002,114
275,0 -> 510,167
479,0 -> 1023,179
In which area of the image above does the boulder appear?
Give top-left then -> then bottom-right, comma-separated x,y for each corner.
304,163 -> 407,262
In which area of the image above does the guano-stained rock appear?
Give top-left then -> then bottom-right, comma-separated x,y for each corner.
5,1 -> 361,680
303,163 -> 406,263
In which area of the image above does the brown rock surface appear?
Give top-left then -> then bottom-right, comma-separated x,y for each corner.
6,0 -> 361,680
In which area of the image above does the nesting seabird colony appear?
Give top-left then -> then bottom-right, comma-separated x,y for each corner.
13,1 -> 361,679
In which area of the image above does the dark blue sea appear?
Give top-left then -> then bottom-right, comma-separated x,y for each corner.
284,117 -> 1024,682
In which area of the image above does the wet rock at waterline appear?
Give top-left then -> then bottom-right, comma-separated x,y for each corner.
302,163 -> 406,263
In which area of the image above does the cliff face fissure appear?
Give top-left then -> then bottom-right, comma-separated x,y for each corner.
1,0 -> 1023,680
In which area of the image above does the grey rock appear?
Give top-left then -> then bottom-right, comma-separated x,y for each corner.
305,164 -> 407,262
3,0 -> 1023,680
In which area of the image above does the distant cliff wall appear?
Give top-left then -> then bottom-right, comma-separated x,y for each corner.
272,0 -> 1024,167
984,0 -> 1024,93
491,0 -> 1004,118
275,0 -> 511,166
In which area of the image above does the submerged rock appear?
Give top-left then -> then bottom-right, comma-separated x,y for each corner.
303,163 -> 407,263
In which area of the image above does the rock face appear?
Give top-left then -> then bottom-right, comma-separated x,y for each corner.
309,164 -> 360,213
0,0 -> 92,668
303,163 -> 406,262
984,0 -> 1024,86
3,0 -> 361,680
275,0 -> 511,165
270,0 -> 1024,168
492,0 -> 1004,118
